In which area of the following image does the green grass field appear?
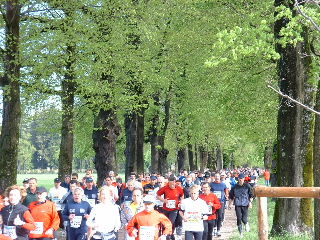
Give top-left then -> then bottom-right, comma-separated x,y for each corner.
17,173 -> 98,190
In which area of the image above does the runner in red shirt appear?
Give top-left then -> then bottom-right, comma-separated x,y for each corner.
200,182 -> 221,240
157,175 -> 184,240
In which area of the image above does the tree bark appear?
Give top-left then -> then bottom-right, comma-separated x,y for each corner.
199,145 -> 208,172
0,1 -> 21,190
314,76 -> 320,240
58,45 -> 76,180
216,145 -> 223,170
177,147 -> 186,171
125,113 -> 137,180
263,142 -> 273,169
125,110 -> 145,180
188,143 -> 196,171
272,0 -> 313,234
92,109 -> 120,186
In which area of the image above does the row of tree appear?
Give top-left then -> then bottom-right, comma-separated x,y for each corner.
7,0 -> 319,236
0,0 -> 277,188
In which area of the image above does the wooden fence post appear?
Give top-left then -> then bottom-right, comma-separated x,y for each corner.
258,197 -> 268,240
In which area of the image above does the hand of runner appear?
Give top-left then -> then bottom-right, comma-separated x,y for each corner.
84,214 -> 89,219
158,235 -> 167,240
132,228 -> 138,237
45,228 -> 54,235
249,202 -> 252,209
13,215 -> 25,226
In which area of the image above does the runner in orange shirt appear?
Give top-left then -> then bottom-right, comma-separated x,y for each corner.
264,169 -> 271,186
127,195 -> 172,240
29,187 -> 60,240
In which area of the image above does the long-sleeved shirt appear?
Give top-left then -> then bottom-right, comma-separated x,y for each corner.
86,202 -> 121,233
29,200 -> 60,239
127,210 -> 172,240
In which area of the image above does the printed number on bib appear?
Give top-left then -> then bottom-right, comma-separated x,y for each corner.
207,205 -> 212,214
70,216 -> 82,228
213,191 -> 222,199
30,222 -> 44,234
3,225 -> 17,239
139,226 -> 155,240
186,212 -> 201,222
167,200 -> 176,209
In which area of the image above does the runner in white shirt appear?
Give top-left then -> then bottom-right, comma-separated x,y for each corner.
48,178 -> 68,212
179,185 -> 209,240
87,186 -> 120,240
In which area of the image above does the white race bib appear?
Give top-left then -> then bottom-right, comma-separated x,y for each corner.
139,226 -> 155,240
213,191 -> 222,199
186,212 -> 201,223
70,216 -> 82,228
30,222 -> 44,234
52,197 -> 62,210
167,200 -> 176,209
207,205 -> 212,214
3,225 -> 17,239
87,199 -> 96,207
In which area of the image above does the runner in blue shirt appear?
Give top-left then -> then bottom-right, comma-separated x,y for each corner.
209,173 -> 229,237
62,187 -> 92,240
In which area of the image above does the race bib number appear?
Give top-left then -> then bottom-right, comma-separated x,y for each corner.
214,191 -> 222,199
30,222 -> 44,234
186,212 -> 201,222
207,205 -> 212,214
3,225 -> 17,239
167,200 -> 176,209
139,226 -> 155,240
70,216 -> 82,228
87,198 -> 96,207
52,197 -> 62,210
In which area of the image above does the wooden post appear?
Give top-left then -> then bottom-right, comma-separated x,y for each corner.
254,186 -> 320,198
258,197 -> 268,240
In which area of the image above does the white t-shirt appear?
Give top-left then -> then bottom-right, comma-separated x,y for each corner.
180,197 -> 208,232
48,186 -> 68,210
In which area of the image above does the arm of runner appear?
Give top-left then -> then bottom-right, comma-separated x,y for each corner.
21,211 -> 36,231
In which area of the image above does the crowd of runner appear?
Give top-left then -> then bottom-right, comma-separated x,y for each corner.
0,167 -> 269,240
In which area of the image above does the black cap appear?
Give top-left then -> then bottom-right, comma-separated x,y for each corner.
86,177 -> 94,183
204,172 -> 211,178
54,178 -> 61,183
36,186 -> 47,194
23,178 -> 29,184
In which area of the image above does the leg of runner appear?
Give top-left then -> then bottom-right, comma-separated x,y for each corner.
163,210 -> 178,240
216,206 -> 224,236
207,219 -> 215,240
241,206 -> 250,232
235,206 -> 243,236
203,220 -> 209,240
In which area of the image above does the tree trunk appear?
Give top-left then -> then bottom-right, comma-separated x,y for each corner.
272,1 -> 313,234
0,1 -> 21,190
58,45 -> 76,179
207,148 -> 216,171
136,112 -> 144,174
199,145 -> 208,172
188,143 -> 196,171
93,109 -> 120,186
314,78 -> 320,239
263,142 -> 273,169
177,147 -> 186,171
216,145 -> 223,170
125,113 -> 137,180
